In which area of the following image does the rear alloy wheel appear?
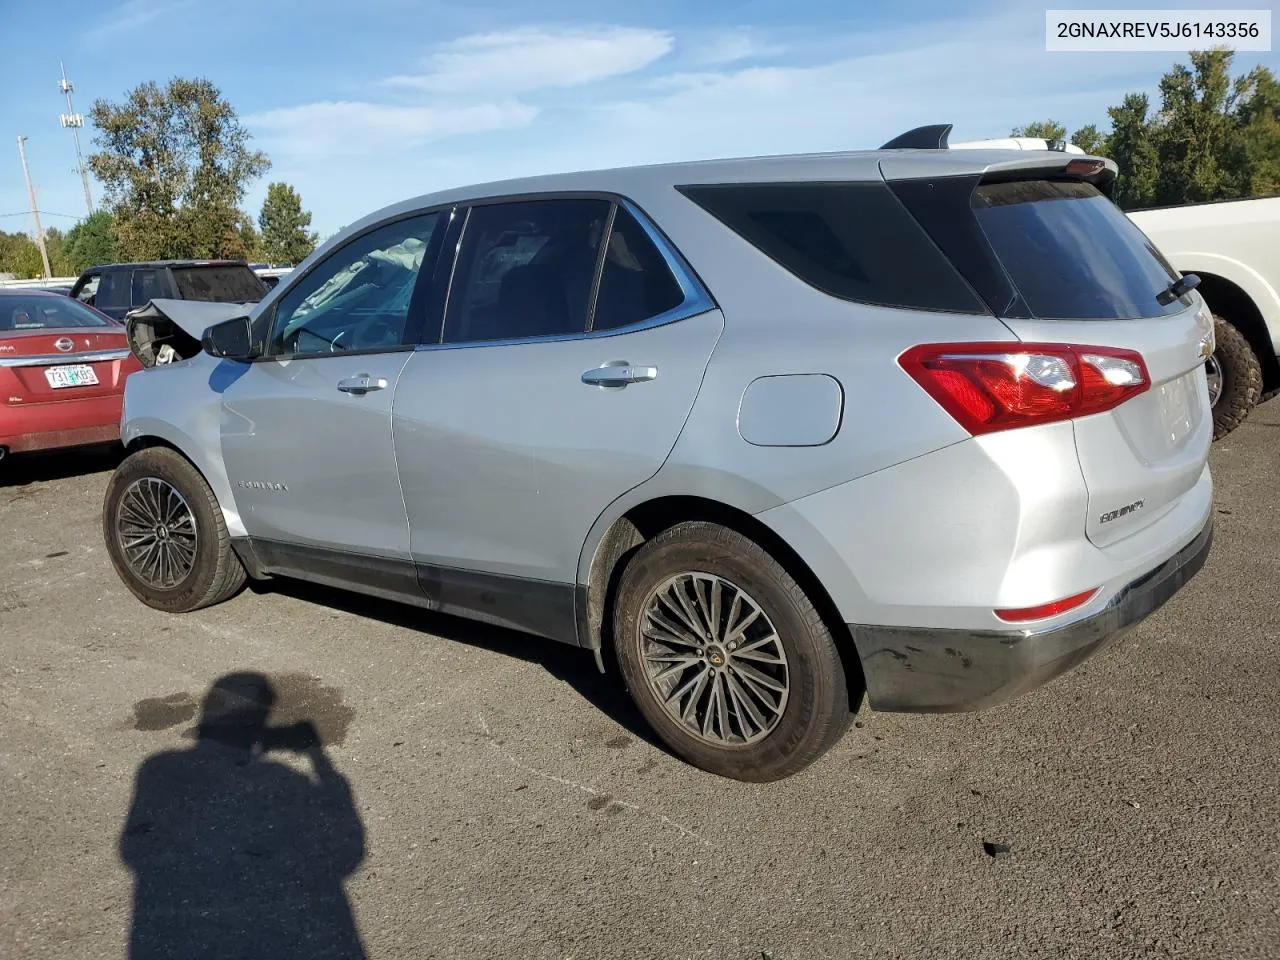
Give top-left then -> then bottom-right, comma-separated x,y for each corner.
613,521 -> 853,782
1208,315 -> 1262,439
103,446 -> 246,613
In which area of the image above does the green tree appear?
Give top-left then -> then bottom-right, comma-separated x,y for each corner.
1070,123 -> 1109,156
258,182 -> 318,265
61,211 -> 120,274
1153,50 -> 1244,205
1229,63 -> 1280,197
88,77 -> 269,261
1010,120 -> 1068,140
1107,93 -> 1161,210
0,231 -> 44,279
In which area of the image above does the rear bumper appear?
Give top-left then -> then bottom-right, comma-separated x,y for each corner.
853,515 -> 1214,712
0,396 -> 124,453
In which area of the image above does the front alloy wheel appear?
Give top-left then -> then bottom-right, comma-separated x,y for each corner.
115,477 -> 199,589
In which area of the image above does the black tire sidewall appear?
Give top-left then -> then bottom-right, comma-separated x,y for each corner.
1210,316 -> 1262,438
613,524 -> 848,781
102,448 -> 227,612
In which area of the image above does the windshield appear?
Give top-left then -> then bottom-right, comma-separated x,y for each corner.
972,180 -> 1187,320
171,266 -> 268,303
0,295 -> 113,331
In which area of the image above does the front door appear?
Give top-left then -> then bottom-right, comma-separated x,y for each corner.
392,198 -> 722,640
219,210 -> 446,587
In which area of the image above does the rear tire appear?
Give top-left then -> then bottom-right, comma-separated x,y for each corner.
612,521 -> 852,782
1208,316 -> 1262,440
103,446 -> 246,613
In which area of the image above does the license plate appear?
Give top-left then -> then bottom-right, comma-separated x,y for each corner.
44,364 -> 99,388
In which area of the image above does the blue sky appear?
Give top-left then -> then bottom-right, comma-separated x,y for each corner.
1,0 -> 1276,241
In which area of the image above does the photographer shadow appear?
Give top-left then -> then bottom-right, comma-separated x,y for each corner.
120,672 -> 367,960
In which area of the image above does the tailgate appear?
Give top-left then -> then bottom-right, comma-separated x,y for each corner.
1002,304 -> 1213,547
887,167 -> 1215,549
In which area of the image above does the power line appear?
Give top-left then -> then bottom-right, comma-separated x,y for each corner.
0,210 -> 85,220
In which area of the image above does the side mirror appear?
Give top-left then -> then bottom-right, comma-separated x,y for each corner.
201,316 -> 257,361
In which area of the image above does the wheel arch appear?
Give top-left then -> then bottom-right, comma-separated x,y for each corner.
577,494 -> 864,701
120,419 -> 246,538
1192,271 -> 1280,393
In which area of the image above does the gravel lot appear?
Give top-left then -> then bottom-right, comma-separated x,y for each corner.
2,399 -> 1278,960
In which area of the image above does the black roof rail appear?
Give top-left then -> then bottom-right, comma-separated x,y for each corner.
880,123 -> 953,150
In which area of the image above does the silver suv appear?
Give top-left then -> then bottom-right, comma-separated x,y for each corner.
104,126 -> 1216,781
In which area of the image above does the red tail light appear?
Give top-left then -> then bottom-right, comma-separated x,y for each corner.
898,342 -> 1149,435
995,588 -> 1099,623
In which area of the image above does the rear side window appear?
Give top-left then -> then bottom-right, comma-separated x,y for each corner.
171,266 -> 268,303
676,182 -> 984,314
590,207 -> 685,331
443,199 -> 611,344
132,268 -> 169,305
971,180 -> 1186,320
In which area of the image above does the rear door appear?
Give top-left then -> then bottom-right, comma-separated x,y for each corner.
893,172 -> 1212,548
92,269 -> 134,321
393,197 -> 722,618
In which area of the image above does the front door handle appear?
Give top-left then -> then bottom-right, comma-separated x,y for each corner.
337,375 -> 389,394
581,363 -> 659,388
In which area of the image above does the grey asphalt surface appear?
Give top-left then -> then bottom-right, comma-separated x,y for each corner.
2,399 -> 1278,960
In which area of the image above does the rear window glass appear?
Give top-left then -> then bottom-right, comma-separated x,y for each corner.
171,266 -> 268,303
676,182 -> 985,314
972,180 -> 1187,320
0,296 -> 112,331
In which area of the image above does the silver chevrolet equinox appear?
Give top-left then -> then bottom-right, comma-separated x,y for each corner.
105,125 -> 1215,781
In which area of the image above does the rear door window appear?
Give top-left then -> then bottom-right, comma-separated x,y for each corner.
131,268 -> 169,305
971,179 -> 1187,320
171,265 -> 268,303
676,182 -> 985,314
442,199 -> 611,344
95,271 -> 131,311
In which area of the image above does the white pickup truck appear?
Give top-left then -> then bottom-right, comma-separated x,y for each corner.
1128,197 -> 1280,438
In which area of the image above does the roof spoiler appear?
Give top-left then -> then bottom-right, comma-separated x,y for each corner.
880,124 -> 953,150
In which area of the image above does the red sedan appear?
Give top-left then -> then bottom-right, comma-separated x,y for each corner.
0,290 -> 143,461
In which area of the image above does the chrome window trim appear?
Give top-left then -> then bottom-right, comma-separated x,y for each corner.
417,197 -> 716,352
0,347 -> 132,368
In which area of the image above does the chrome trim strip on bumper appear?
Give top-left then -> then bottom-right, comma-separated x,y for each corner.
852,515 -> 1215,713
0,348 -> 131,368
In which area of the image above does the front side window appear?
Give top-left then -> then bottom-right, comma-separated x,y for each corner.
268,213 -> 441,357
96,271 -> 131,310
442,199 -> 611,344
75,275 -> 100,305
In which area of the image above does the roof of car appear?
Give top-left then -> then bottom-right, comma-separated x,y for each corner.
84,259 -> 251,272
0,287 -> 64,297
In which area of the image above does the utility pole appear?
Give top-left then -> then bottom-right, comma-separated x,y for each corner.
16,135 -> 53,279
58,60 -> 94,216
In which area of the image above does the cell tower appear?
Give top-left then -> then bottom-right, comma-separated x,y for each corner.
58,60 -> 94,216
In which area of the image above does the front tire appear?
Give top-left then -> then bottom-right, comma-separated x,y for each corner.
1208,316 -> 1262,440
103,446 -> 246,613
612,521 -> 852,782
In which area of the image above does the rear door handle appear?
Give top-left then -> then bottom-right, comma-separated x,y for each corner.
581,363 -> 659,387
337,375 -> 389,394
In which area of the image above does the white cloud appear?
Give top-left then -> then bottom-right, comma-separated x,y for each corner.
245,100 -> 538,158
688,28 -> 786,66
383,26 -> 675,94
88,0 -> 193,41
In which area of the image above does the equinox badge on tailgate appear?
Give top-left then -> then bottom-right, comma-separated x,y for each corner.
1100,499 -> 1145,524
